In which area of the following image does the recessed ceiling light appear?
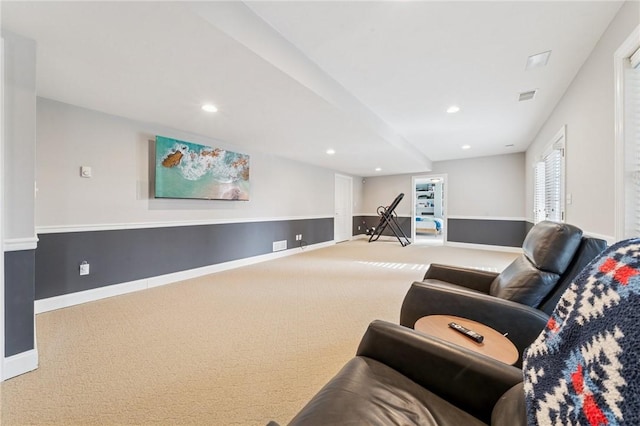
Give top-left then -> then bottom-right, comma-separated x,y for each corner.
446,105 -> 460,114
201,103 -> 218,113
505,144 -> 515,148
461,144 -> 471,150
375,167 -> 382,172
326,149 -> 336,155
525,51 -> 551,70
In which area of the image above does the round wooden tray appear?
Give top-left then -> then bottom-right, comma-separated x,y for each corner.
414,314 -> 518,365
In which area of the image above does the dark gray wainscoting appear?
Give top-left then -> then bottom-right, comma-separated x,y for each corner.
525,221 -> 535,235
35,218 -> 333,300
447,218 -> 527,248
5,250 -> 35,357
352,216 -> 367,235
353,215 -> 411,238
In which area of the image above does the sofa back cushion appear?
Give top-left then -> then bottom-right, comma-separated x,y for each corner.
489,221 -> 583,307
522,221 -> 582,274
489,256 -> 560,307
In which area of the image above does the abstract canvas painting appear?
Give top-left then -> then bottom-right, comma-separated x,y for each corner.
155,136 -> 250,200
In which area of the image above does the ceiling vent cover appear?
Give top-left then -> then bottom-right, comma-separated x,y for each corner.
519,90 -> 537,102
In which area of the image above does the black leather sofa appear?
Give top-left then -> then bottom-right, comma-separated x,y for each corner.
277,238 -> 636,426
287,320 -> 525,426
400,221 -> 607,366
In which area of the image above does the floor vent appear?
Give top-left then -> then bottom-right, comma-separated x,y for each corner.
272,240 -> 287,252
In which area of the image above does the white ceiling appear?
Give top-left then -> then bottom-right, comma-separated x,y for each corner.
1,1 -> 623,177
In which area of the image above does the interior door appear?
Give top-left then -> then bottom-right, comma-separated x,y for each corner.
334,174 -> 352,242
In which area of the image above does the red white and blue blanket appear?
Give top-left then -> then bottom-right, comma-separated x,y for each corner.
523,238 -> 640,425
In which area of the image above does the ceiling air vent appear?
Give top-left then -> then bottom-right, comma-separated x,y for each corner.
519,90 -> 537,102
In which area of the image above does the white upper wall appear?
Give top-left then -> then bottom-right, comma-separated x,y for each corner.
351,175 -> 364,217
3,31 -> 37,242
36,98 -> 344,230
525,0 -> 639,240
361,153 -> 525,218
432,153 -> 526,218
360,174 -> 414,216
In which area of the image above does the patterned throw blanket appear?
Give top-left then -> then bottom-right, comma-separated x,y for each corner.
523,238 -> 640,425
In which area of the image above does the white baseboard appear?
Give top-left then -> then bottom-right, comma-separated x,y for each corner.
356,235 -> 521,252
354,234 -> 410,243
445,241 -> 523,253
35,241 -> 335,314
35,279 -> 149,313
3,349 -> 38,380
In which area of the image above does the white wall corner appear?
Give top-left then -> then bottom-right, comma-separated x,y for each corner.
3,349 -> 38,381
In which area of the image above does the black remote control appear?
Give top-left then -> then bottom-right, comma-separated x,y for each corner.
448,322 -> 484,343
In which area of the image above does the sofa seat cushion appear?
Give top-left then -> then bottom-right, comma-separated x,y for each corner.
288,357 -> 486,426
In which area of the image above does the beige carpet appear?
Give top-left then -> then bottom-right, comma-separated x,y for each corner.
1,240 -> 517,425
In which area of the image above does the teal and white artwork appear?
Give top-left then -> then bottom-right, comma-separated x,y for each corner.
155,136 -> 250,200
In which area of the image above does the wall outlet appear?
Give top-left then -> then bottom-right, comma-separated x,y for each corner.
79,261 -> 90,276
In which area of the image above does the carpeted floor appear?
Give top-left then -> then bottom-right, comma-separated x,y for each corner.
0,240 -> 517,425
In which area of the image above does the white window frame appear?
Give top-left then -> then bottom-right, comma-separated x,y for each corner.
614,25 -> 640,240
533,126 -> 566,224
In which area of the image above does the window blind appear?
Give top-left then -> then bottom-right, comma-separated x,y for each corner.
533,132 -> 565,224
544,148 -> 563,222
534,162 -> 546,224
624,56 -> 640,237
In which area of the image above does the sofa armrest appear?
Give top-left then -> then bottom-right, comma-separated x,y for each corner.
356,320 -> 523,423
424,263 -> 499,293
400,281 -> 549,366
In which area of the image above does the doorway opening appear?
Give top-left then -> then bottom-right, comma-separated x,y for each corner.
412,174 -> 447,245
